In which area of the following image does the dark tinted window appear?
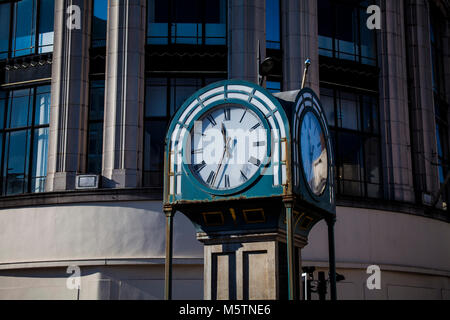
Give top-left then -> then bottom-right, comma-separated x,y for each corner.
147,0 -> 226,45
321,86 -> 382,198
318,0 -> 376,65
1,86 -> 51,196
1,0 -> 54,58
87,80 -> 105,174
92,0 -> 108,47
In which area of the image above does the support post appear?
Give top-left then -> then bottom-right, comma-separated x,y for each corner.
164,207 -> 175,300
284,200 -> 296,300
326,217 -> 337,300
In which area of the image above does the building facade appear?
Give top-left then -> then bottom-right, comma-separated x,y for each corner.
0,0 -> 449,300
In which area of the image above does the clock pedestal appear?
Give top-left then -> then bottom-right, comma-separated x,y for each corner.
198,230 -> 307,300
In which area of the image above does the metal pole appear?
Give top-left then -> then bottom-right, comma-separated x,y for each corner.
327,217 -> 337,300
164,208 -> 175,300
301,59 -> 311,89
285,202 -> 296,300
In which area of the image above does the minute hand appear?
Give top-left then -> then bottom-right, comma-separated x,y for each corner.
212,137 -> 231,187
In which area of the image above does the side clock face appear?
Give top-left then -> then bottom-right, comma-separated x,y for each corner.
188,104 -> 268,191
300,111 -> 328,196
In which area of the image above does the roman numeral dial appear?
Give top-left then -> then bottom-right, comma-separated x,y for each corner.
189,104 -> 268,191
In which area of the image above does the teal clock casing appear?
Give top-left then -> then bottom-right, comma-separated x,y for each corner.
163,80 -> 335,237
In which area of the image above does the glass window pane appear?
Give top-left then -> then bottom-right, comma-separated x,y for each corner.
367,183 -> 381,199
31,127 -> 48,193
144,120 -> 167,187
339,92 -> 359,130
147,0 -> 169,44
89,80 -> 105,121
320,88 -> 335,127
335,3 -> 358,61
266,81 -> 281,93
38,0 -> 54,53
205,0 -> 226,45
146,79 -> 167,117
172,23 -> 202,44
205,23 -> 226,45
205,77 -> 225,85
92,0 -> 108,47
318,0 -> 333,38
0,3 -> 11,59
8,89 -> 33,129
87,122 -> 103,174
341,180 -> 363,197
172,0 -> 201,44
173,0 -> 201,23
338,132 -> 363,182
318,0 -> 333,56
170,78 -> 202,115
438,160 -> 445,184
266,0 -> 280,49
362,95 -> 378,133
13,0 -> 36,57
4,130 -> 30,195
35,86 -> 51,125
364,137 -> 380,184
360,7 -> 376,65
0,91 -> 6,129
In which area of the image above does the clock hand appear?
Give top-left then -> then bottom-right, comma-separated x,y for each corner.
221,123 -> 227,145
216,138 -> 238,187
221,123 -> 232,158
212,136 -> 231,187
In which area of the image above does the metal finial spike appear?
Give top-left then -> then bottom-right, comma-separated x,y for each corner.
301,58 -> 311,89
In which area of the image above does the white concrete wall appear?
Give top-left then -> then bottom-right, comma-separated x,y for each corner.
0,201 -> 202,264
0,202 -> 449,299
0,265 -> 203,300
303,206 -> 450,273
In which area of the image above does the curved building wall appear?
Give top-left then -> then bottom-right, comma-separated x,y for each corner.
0,0 -> 448,300
0,201 -> 449,299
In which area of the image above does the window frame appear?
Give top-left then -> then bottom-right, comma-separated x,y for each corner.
86,78 -> 105,175
91,0 -> 108,48
320,84 -> 383,199
0,0 -> 55,60
0,84 -> 51,196
318,0 -> 378,66
146,0 -> 228,46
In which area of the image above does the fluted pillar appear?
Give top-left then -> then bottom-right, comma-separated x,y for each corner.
281,0 -> 319,93
228,0 -> 265,82
404,0 -> 441,201
47,0 -> 91,191
378,0 -> 415,202
102,0 -> 146,188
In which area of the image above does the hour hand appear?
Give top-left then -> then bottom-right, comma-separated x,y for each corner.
221,123 -> 227,144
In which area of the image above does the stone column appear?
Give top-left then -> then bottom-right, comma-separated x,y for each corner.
46,0 -> 91,191
102,0 -> 146,188
228,0 -> 265,82
200,232 -> 305,300
281,0 -> 319,93
404,0 -> 441,201
378,0 -> 415,202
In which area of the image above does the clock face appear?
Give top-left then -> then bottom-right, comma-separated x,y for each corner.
189,104 -> 268,191
300,111 -> 328,196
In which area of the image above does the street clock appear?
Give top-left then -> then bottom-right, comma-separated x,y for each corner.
164,80 -> 335,236
163,79 -> 336,301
